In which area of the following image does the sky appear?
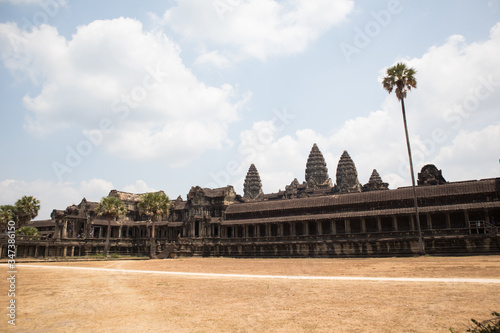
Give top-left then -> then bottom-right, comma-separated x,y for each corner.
0,0 -> 499,220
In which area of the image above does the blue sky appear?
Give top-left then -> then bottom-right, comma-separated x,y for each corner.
1,0 -> 499,220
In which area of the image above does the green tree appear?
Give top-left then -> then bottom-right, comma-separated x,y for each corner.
382,62 -> 425,255
16,226 -> 39,236
0,205 -> 16,232
15,196 -> 40,227
138,192 -> 170,259
96,196 -> 127,257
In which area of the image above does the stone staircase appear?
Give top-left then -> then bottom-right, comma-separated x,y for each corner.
157,242 -> 193,259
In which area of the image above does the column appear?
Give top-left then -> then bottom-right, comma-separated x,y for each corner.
63,246 -> 67,257
445,213 -> 451,229
392,216 -> 398,232
303,222 -> 309,236
62,219 -> 68,239
266,224 -> 271,238
278,224 -> 284,237
54,219 -> 61,240
44,246 -> 49,258
317,221 -> 323,235
410,215 -> 415,231
465,210 -> 470,234
484,209 -> 490,224
34,246 -> 39,258
291,222 -> 296,236
71,246 -> 75,257
426,214 -> 433,230
361,218 -> 367,233
0,244 -> 2,259
118,226 -> 123,239
377,217 -> 382,232
345,219 -> 351,234
330,220 -> 336,235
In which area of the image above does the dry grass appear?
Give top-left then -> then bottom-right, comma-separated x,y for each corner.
1,256 -> 500,332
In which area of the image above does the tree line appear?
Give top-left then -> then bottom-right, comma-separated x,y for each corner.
0,195 -> 41,232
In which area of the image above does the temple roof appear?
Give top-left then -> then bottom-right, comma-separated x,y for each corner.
225,178 -> 500,216
418,164 -> 447,186
362,169 -> 389,192
243,164 -> 263,199
305,143 -> 330,185
334,150 -> 362,193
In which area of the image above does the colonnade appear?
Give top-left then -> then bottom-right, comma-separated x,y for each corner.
215,209 -> 494,240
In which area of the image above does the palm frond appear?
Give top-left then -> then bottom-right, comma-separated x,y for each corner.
382,62 -> 417,101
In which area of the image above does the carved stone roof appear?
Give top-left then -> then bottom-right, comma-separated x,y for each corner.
109,190 -> 143,202
222,201 -> 500,225
171,196 -> 187,210
305,143 -> 330,185
225,178 -> 500,216
243,164 -> 263,199
108,189 -> 166,202
418,164 -> 447,186
334,150 -> 362,193
362,169 -> 389,192
187,186 -> 236,203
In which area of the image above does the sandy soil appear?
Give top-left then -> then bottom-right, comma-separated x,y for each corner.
1,256 -> 500,332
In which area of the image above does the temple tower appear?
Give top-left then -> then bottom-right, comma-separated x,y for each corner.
418,164 -> 447,186
243,164 -> 263,199
305,143 -> 330,185
362,169 -> 389,192
334,150 -> 362,193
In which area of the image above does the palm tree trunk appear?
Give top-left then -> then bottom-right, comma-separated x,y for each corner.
104,217 -> 111,257
401,98 -> 425,255
150,215 -> 156,259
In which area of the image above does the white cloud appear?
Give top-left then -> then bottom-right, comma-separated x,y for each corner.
0,178 -> 111,220
193,50 -> 230,68
229,23 -> 500,193
163,0 -> 354,64
0,178 -> 159,220
433,125 -> 500,182
389,24 -> 500,133
0,0 -> 66,5
0,18 -> 248,165
122,180 -> 156,194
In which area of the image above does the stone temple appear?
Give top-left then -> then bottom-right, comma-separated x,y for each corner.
2,144 -> 499,259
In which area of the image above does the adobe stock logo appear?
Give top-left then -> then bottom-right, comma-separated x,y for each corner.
205,107 -> 295,189
397,75 -> 499,177
51,62 -> 169,182
340,0 -> 404,63
6,0 -> 65,52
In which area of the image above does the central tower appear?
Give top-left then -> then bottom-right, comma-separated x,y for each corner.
305,143 -> 331,186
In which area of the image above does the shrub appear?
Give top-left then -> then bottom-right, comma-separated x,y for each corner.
451,312 -> 500,333
15,226 -> 39,236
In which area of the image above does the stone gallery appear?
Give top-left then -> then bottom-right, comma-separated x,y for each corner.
3,144 -> 499,258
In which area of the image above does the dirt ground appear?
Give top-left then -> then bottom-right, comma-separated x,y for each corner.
1,256 -> 500,332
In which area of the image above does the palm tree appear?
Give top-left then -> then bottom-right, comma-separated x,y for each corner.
382,62 -> 425,255
96,196 -> 127,257
15,196 -> 40,227
0,205 -> 16,232
138,192 -> 170,259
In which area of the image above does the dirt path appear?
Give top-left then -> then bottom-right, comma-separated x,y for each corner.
1,257 -> 499,332
11,264 -> 500,284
